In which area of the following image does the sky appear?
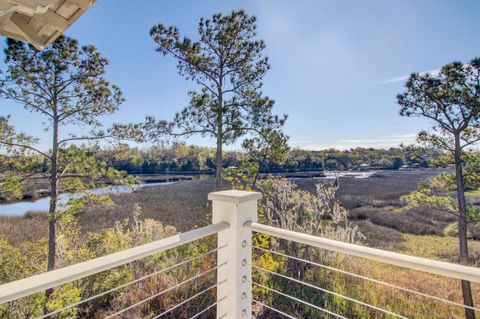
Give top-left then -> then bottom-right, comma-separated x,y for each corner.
1,0 -> 480,151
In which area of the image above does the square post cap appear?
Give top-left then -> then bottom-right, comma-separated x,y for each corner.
208,190 -> 262,204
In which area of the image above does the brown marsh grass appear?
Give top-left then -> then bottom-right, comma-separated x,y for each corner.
0,170 -> 471,254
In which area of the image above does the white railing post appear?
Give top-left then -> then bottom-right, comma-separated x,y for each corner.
209,190 -> 261,319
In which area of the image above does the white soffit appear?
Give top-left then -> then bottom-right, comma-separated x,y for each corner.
0,0 -> 96,50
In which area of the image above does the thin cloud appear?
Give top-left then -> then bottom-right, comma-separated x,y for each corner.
291,133 -> 417,150
379,68 -> 440,85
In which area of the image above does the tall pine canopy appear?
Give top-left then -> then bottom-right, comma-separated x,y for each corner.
147,10 -> 287,189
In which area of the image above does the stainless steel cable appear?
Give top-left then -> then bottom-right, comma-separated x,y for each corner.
252,281 -> 347,319
253,246 -> 480,312
189,295 -> 227,319
104,261 -> 227,318
253,264 -> 408,319
151,279 -> 227,319
37,246 -> 225,319
252,299 -> 298,319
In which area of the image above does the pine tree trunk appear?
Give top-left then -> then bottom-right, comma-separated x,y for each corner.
44,117 -> 59,315
252,166 -> 261,190
44,193 -> 57,314
454,138 -> 475,319
47,182 -> 58,272
215,82 -> 223,191
215,134 -> 223,191
252,149 -> 268,189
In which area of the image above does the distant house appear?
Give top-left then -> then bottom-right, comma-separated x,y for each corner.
358,163 -> 370,171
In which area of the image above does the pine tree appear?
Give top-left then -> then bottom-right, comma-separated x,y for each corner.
147,10 -> 287,190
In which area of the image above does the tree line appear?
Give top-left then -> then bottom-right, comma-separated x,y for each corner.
0,142 -> 441,180
93,143 -> 441,175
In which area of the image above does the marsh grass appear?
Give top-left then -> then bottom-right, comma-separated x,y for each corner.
0,179 -> 216,246
82,179 -> 217,233
0,170 -> 475,254
0,211 -> 48,246
4,171 -> 480,318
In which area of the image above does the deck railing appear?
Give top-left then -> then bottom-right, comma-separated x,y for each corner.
247,222 -> 480,318
1,190 -> 480,318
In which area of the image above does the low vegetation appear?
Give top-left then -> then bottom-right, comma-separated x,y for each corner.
2,170 -> 480,317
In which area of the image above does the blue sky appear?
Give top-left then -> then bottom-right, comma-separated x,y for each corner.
2,0 -> 480,150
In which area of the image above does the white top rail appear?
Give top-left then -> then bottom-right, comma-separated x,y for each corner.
247,222 -> 480,283
0,221 -> 229,305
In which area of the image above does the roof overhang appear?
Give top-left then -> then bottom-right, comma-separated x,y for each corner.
0,0 -> 95,50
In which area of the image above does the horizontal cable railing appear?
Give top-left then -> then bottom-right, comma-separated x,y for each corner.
253,245 -> 480,313
39,246 -> 225,319
246,221 -> 480,282
103,262 -> 227,319
252,299 -> 298,319
0,221 -> 228,304
247,221 -> 480,318
150,278 -> 227,319
253,281 -> 347,319
191,295 -> 228,319
251,263 -> 408,318
0,221 -> 229,318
